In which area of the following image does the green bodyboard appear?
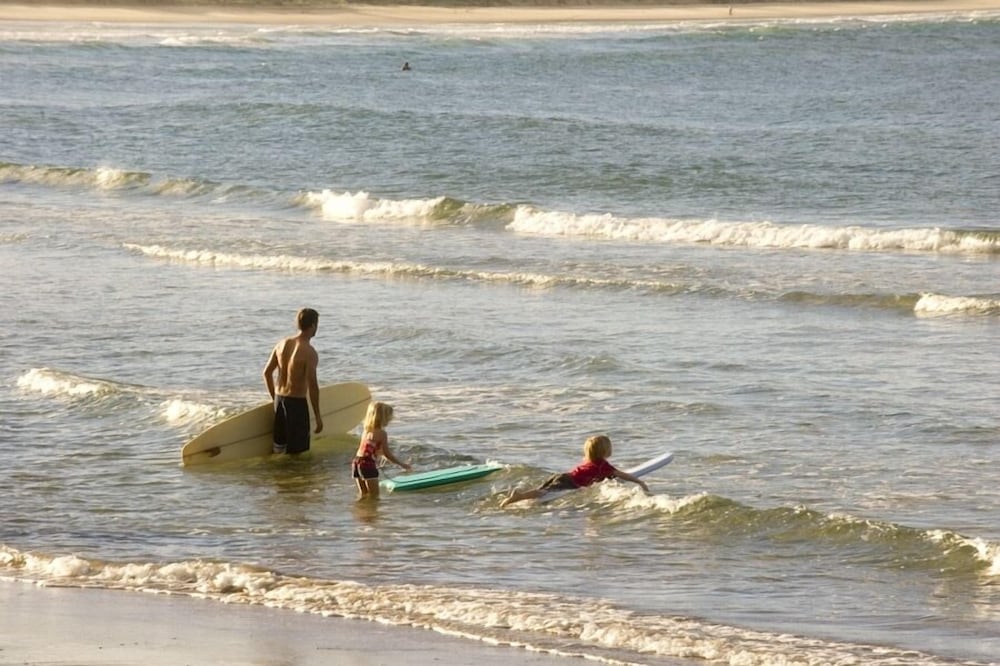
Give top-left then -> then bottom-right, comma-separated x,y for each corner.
381,463 -> 502,492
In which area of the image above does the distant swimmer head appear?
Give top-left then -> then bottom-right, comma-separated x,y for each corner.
401,61 -> 411,71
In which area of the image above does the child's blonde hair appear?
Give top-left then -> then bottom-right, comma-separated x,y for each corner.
363,401 -> 394,431
584,435 -> 612,461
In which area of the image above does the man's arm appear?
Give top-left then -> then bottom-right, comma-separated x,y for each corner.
308,349 -> 322,433
263,347 -> 278,401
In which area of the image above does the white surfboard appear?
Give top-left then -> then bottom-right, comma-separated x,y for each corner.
538,450 -> 674,504
181,382 -> 371,466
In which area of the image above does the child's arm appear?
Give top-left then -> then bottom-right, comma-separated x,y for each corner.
613,469 -> 649,493
381,440 -> 412,472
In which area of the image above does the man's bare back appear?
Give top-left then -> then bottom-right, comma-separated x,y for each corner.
264,308 -> 323,444
268,335 -> 317,398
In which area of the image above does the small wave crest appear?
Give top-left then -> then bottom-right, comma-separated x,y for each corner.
595,486 -> 710,514
296,189 -> 511,227
1,161 -> 269,204
683,496 -> 1000,577
157,32 -> 273,48
1,162 -> 149,191
14,369 -> 228,429
0,544 -> 981,666
160,399 -> 229,427
299,189 -> 449,223
16,368 -> 118,399
122,243 -> 680,293
914,292 -> 1000,317
124,243 -> 331,272
927,531 -> 1000,577
508,206 -> 1000,255
9,159 -> 995,258
781,290 -> 921,312
505,485 -> 1000,579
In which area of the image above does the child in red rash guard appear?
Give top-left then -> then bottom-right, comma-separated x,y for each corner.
500,434 -> 648,507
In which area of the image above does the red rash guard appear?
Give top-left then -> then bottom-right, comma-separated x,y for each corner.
567,459 -> 617,487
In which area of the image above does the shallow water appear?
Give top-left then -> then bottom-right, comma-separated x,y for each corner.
2,10 -> 999,665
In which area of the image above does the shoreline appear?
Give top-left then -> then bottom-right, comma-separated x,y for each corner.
0,1 -> 998,25
0,581 -> 611,666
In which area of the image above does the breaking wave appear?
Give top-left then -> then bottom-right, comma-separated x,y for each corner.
121,243 -> 685,293
16,367 -> 121,399
124,243 -> 996,319
508,206 -> 1000,255
160,399 -> 230,427
1,163 -> 150,191
6,160 -> 998,256
1,540 -> 993,666
14,368 -> 236,429
914,292 -> 1000,317
0,162 -> 270,205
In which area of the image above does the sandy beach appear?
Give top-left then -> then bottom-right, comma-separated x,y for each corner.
0,0 -> 999,26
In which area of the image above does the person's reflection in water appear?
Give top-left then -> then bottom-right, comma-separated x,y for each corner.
352,498 -> 379,526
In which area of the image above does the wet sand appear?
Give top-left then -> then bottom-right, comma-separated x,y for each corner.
0,581 -> 583,666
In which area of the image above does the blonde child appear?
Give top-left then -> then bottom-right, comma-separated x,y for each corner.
500,434 -> 648,507
352,401 -> 412,499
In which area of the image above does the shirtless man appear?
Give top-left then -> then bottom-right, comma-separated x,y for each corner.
263,308 -> 324,454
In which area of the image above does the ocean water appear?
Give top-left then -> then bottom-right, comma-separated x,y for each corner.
1,9 -> 999,665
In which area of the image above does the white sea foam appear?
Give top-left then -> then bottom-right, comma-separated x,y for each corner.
926,531 -> 1000,576
0,544 -> 974,666
16,368 -> 116,398
603,487 -> 709,514
0,548 -> 92,579
982,540 -> 1000,577
10,157 -> 996,259
124,243 -> 331,272
964,537 -> 1000,577
508,206 -> 1000,254
160,399 -> 228,427
300,189 -> 447,224
93,166 -> 131,190
914,292 -> 1000,316
157,32 -> 271,48
122,243 -> 673,293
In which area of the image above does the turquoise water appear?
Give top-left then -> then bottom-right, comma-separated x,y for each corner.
2,10 -> 999,665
